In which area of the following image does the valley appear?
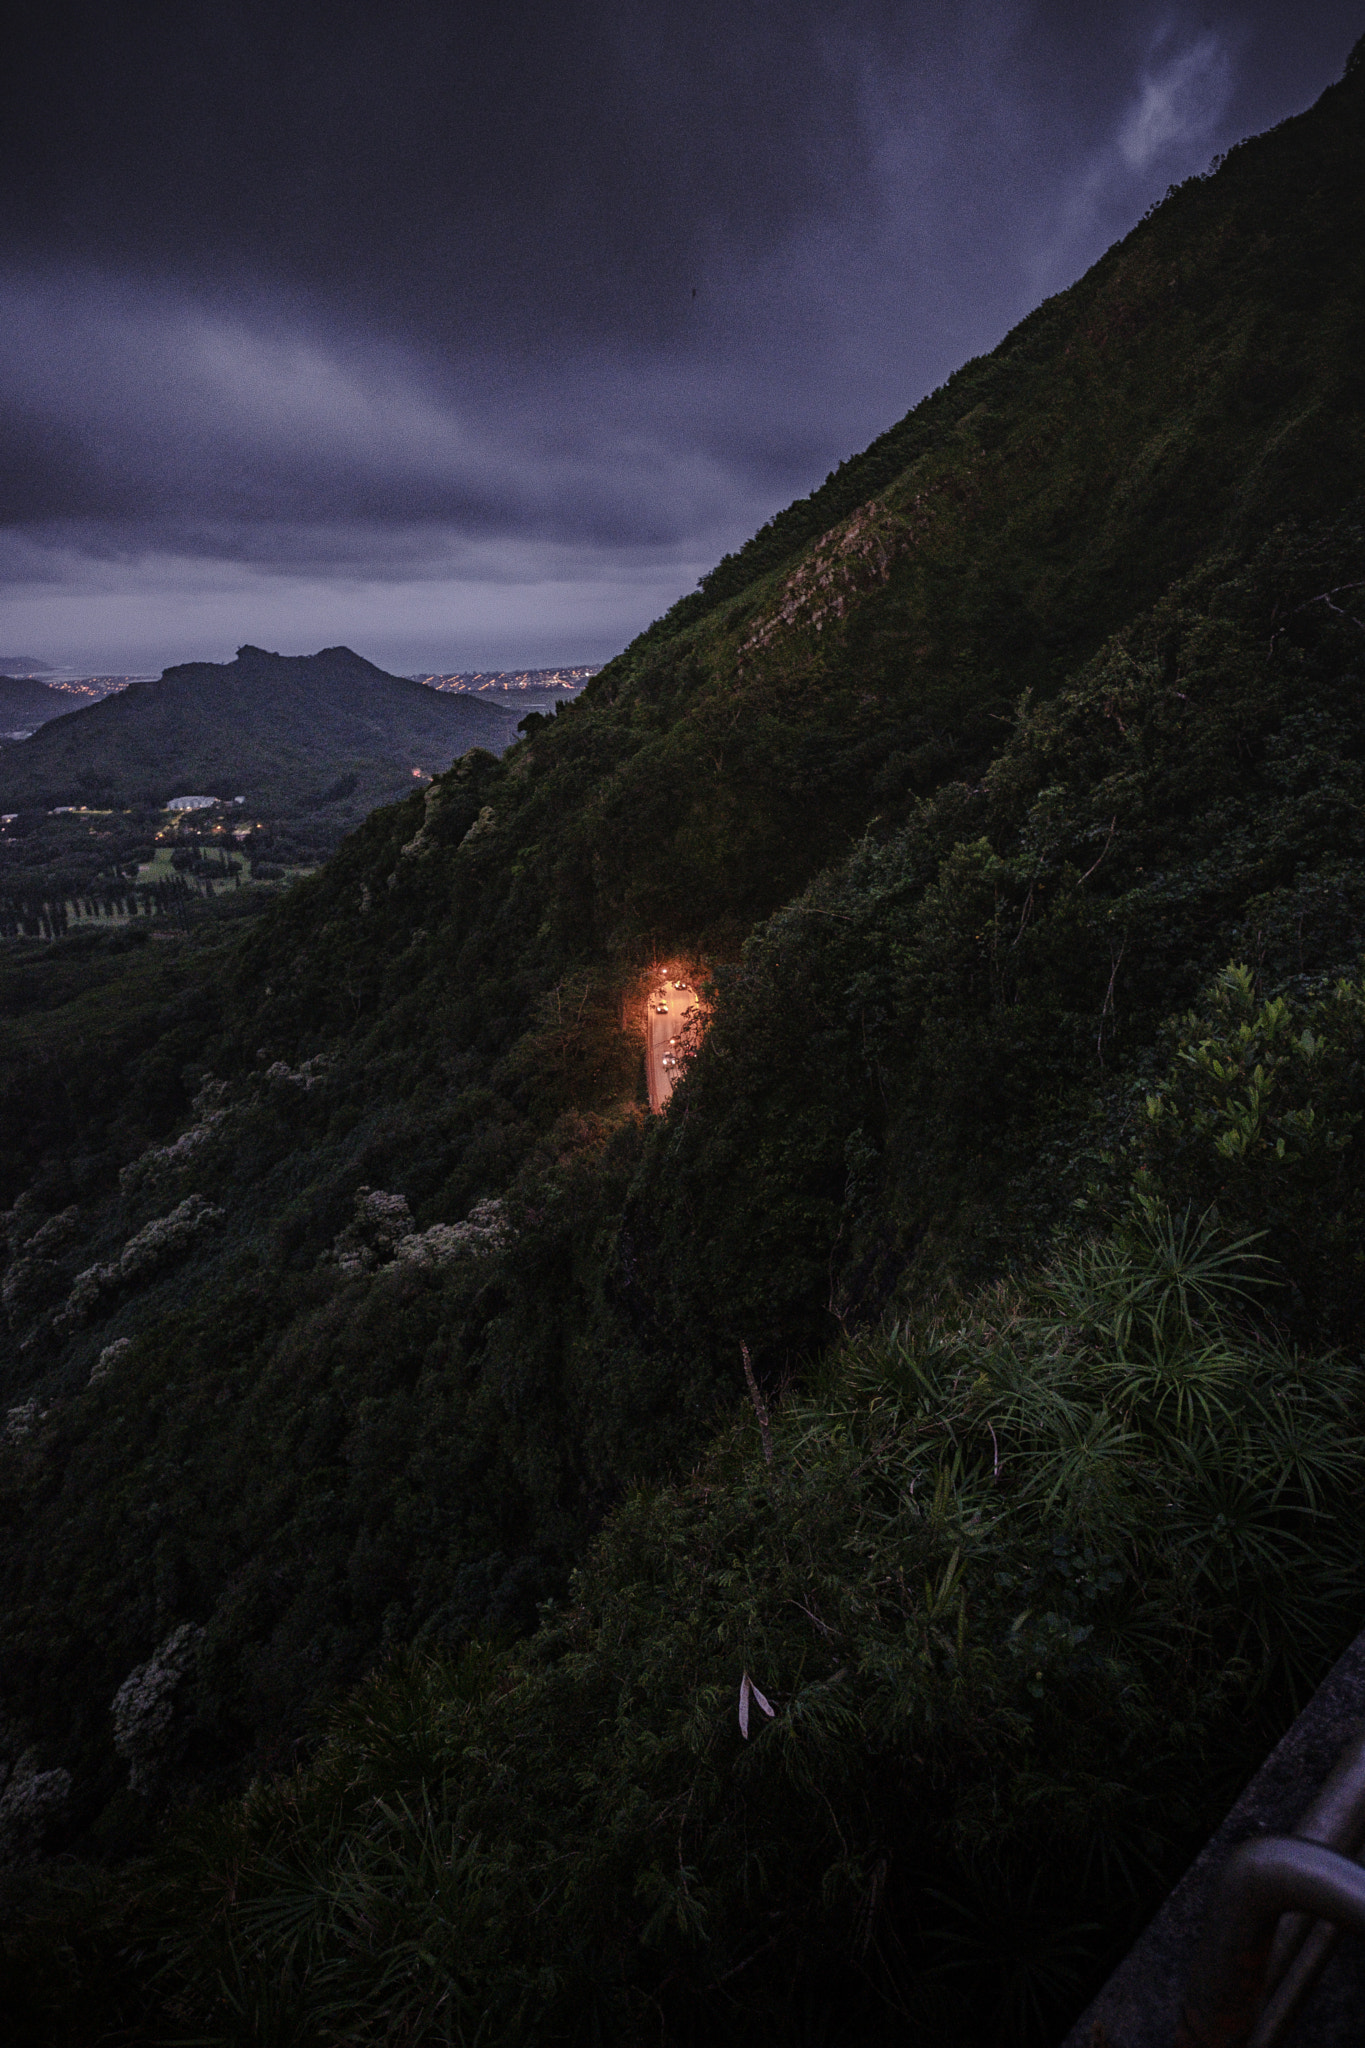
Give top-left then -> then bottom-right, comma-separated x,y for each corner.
0,653 -> 568,940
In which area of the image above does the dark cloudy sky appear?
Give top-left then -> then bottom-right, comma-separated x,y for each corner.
1,2 -> 1359,674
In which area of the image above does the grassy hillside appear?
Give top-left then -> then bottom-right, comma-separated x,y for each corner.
0,644 -> 514,816
2,45 -> 1365,2045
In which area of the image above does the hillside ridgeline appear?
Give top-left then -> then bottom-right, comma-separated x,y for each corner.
0,644 -> 515,816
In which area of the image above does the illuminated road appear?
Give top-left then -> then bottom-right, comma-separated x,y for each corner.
645,969 -> 701,1112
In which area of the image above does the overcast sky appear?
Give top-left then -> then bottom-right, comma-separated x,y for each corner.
1,1 -> 1359,675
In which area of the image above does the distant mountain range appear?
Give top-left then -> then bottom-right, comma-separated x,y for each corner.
0,644 -> 517,813
0,655 -> 52,676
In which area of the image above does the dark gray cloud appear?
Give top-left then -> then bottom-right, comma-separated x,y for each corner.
0,2 -> 1359,671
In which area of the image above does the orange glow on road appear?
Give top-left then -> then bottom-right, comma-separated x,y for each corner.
644,963 -> 707,1113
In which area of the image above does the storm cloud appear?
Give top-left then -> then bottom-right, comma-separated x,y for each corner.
0,1 -> 1359,672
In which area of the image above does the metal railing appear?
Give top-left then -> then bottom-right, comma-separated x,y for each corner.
1177,1725 -> 1365,2047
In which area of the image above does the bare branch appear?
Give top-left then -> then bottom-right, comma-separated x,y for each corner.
741,1342 -> 774,1466
1097,935 -> 1128,1055
1078,815 -> 1118,886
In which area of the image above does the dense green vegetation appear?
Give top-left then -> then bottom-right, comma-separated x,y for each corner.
1,46 -> 1364,2044
0,808 -> 264,943
119,1219 -> 1365,2041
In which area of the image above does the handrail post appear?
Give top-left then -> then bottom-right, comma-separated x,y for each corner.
1176,1836 -> 1365,2048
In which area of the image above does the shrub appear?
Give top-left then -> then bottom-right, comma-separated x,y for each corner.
1133,963 -> 1365,1339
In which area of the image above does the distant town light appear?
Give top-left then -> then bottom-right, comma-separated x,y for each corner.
165,794 -> 217,812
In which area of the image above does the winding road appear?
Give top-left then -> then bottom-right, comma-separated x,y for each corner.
645,970 -> 701,1113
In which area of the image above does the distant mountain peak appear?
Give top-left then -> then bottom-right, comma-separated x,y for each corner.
227,644 -> 400,680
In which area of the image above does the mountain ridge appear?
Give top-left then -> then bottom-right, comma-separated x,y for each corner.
633,46 -> 1365,660
0,642 -> 515,813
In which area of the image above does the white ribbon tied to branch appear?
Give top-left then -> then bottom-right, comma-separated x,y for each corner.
738,1671 -> 775,1739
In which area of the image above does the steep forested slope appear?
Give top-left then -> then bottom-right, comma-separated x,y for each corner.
3,46 -> 1365,2046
